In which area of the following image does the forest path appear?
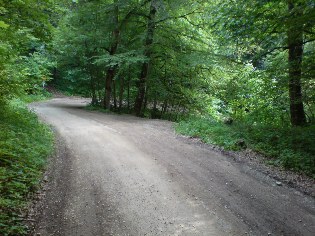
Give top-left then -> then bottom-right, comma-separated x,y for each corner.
31,97 -> 314,236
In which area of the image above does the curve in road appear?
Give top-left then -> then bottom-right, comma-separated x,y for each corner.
31,98 -> 315,236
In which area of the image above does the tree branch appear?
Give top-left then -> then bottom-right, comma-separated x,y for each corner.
119,0 -> 151,29
155,9 -> 203,25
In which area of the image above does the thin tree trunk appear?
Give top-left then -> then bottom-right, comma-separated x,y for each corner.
143,86 -> 149,113
104,2 -> 119,109
119,77 -> 124,110
90,77 -> 97,106
134,0 -> 157,116
127,79 -> 130,111
97,79 -> 102,103
287,1 -> 306,126
153,97 -> 157,110
104,68 -> 116,109
52,67 -> 58,81
84,40 -> 97,105
162,100 -> 168,114
151,96 -> 159,118
113,79 -> 117,109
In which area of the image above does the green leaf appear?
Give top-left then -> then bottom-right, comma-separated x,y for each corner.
0,21 -> 9,29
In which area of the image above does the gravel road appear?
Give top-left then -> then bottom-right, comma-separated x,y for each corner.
31,97 -> 315,236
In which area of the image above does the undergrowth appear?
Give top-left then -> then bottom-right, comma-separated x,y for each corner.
84,104 -> 112,113
176,116 -> 315,178
0,99 -> 53,236
20,90 -> 52,103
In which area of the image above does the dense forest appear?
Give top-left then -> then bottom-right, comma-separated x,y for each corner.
49,0 -> 315,126
1,0 -> 315,126
0,0 -> 314,235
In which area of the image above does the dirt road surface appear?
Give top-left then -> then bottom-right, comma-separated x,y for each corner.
31,97 -> 314,236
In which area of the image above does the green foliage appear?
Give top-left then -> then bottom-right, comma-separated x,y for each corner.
176,116 -> 315,177
244,124 -> 315,175
176,116 -> 245,150
93,51 -> 147,68
209,0 -> 315,125
1,0 -> 311,209
20,90 -> 52,104
53,0 -> 313,126
0,0 -> 57,104
0,100 -> 53,236
84,104 -> 111,114
52,0 -> 314,174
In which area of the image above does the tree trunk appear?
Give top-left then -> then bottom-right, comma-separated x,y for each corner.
97,79 -> 102,103
127,78 -> 130,111
90,78 -> 97,106
287,1 -> 306,126
119,76 -> 124,110
113,79 -> 117,109
104,68 -> 116,109
151,96 -> 159,119
143,86 -> 149,112
162,100 -> 168,114
134,0 -> 157,116
104,2 -> 120,109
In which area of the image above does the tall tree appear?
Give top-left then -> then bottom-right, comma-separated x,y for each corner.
104,0 -> 120,109
210,0 -> 315,126
287,0 -> 307,126
134,0 -> 158,116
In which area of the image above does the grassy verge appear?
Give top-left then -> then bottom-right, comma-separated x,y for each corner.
176,116 -> 315,178
0,98 -> 53,236
84,104 -> 112,113
20,90 -> 52,103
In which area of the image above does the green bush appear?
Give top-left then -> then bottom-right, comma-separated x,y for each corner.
20,89 -> 52,103
0,100 -> 53,236
176,116 -> 315,177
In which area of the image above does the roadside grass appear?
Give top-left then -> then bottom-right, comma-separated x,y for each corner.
84,102 -> 315,177
0,98 -> 53,236
85,104 -> 189,121
20,90 -> 52,103
176,116 -> 315,178
84,104 -> 112,113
